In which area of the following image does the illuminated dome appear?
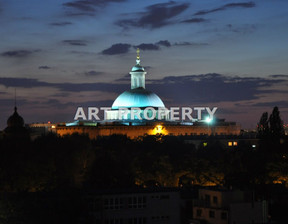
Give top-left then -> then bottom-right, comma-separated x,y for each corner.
131,64 -> 145,72
112,87 -> 165,109
106,49 -> 167,121
111,49 -> 165,110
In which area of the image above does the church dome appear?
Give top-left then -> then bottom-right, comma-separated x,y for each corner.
7,107 -> 24,127
112,87 -> 165,109
131,64 -> 145,72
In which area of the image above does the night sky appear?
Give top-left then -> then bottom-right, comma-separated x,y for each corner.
0,0 -> 288,129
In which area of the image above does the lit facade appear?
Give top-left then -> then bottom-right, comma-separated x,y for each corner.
56,51 -> 241,138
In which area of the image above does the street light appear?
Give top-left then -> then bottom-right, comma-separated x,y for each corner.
205,116 -> 212,135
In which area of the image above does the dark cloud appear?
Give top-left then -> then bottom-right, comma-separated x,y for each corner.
134,43 -> 159,51
63,40 -> 88,46
134,40 -> 172,50
174,42 -> 208,46
38,66 -> 51,70
1,74 -> 286,107
133,40 -> 172,51
269,74 -> 288,79
0,98 -> 29,109
194,1 -> 255,16
252,101 -> 288,108
1,50 -> 40,58
101,43 -> 131,55
63,1 -> 95,12
64,12 -> 95,17
181,18 -> 207,23
70,50 -> 96,55
50,22 -> 73,26
115,74 -> 130,82
102,40 -> 207,56
147,73 -> 284,104
84,71 -> 103,76
50,92 -> 71,98
63,0 -> 126,15
102,40 -> 172,55
0,78 -> 50,88
116,2 -> 189,29
156,40 -> 171,47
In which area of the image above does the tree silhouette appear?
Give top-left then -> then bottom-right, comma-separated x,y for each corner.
257,112 -> 269,138
269,106 -> 285,139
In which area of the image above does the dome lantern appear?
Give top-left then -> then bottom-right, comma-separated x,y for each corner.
130,48 -> 146,89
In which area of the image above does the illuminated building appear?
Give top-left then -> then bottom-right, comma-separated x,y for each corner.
106,48 -> 167,121
56,50 -> 241,138
28,122 -> 57,140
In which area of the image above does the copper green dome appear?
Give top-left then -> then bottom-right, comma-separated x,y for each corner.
131,64 -> 145,72
111,87 -> 165,109
111,49 -> 165,110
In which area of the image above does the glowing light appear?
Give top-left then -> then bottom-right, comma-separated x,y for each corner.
150,124 -> 167,135
51,125 -> 56,128
205,116 -> 212,123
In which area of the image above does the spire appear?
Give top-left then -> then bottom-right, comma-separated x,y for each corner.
14,88 -> 18,113
14,88 -> 17,108
130,48 -> 146,89
136,48 -> 140,65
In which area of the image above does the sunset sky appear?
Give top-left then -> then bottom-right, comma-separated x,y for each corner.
0,0 -> 288,129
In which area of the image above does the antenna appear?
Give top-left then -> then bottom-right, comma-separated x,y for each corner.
14,88 -> 17,111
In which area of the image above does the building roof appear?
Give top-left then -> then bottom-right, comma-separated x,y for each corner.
7,107 -> 24,127
111,49 -> 165,110
111,87 -> 165,109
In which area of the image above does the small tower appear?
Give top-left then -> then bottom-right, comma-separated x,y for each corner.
4,106 -> 29,141
7,107 -> 24,128
130,48 -> 147,89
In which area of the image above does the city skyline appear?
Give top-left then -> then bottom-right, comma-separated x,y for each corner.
1,0 -> 288,129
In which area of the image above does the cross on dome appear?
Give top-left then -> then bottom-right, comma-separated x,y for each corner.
136,48 -> 140,65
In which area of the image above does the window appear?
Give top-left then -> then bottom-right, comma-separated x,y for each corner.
128,217 -> 147,224
209,210 -> 215,218
105,218 -> 123,224
213,196 -> 218,204
196,209 -> 202,217
228,142 -> 233,146
221,212 -> 227,220
233,141 -> 238,146
128,196 -> 146,209
104,197 -> 124,210
205,194 -> 211,204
